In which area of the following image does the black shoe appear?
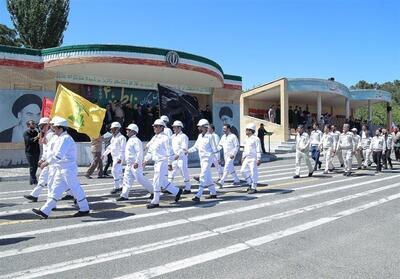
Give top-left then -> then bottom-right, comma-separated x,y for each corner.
148,193 -> 154,200
61,195 -> 74,200
193,176 -> 200,182
192,196 -> 200,203
346,172 -> 351,177
147,203 -> 159,209
205,195 -> 217,199
73,210 -> 90,217
318,162 -> 322,169
328,169 -> 334,172
73,199 -> 77,205
110,188 -> 122,194
183,189 -> 191,194
247,189 -> 258,194
293,175 -> 300,179
32,208 -> 48,219
24,195 -> 38,202
116,197 -> 129,201
362,166 -> 367,169
97,175 -> 104,179
343,172 -> 347,176
308,172 -> 313,177
357,167 -> 362,170
340,164 -> 344,167
174,188 -> 183,203
368,162 -> 372,167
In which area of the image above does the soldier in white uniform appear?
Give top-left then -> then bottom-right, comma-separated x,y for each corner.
216,124 -> 240,188
361,125 -> 372,169
293,125 -> 314,178
240,123 -> 262,194
144,119 -> 183,209
32,116 -> 90,219
24,117 -> 55,202
370,129 -> 385,173
310,123 -> 323,171
335,124 -> 356,176
188,119 -> 219,203
117,124 -> 154,201
319,125 -> 335,174
381,128 -> 393,170
331,125 -> 344,168
160,115 -> 173,138
351,128 -> 363,169
168,120 -> 192,194
208,124 -> 223,181
102,122 -> 126,194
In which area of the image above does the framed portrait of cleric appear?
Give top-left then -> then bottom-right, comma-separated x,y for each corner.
213,103 -> 240,139
0,90 -> 55,144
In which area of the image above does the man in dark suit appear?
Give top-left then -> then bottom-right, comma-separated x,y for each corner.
23,120 -> 40,185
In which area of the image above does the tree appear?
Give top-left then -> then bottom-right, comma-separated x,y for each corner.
0,23 -> 22,46
7,0 -> 69,49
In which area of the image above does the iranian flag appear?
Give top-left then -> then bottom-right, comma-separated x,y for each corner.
41,97 -> 54,117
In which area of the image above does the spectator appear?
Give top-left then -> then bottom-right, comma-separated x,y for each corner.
85,136 -> 103,179
23,120 -> 40,185
289,106 -> 294,128
143,105 -> 155,140
113,100 -> 125,126
276,105 -> 281,124
268,105 -> 275,123
102,126 -> 113,177
105,103 -> 114,125
392,126 -> 400,161
201,105 -> 212,122
123,101 -> 134,128
133,104 -> 145,139
257,123 -> 268,153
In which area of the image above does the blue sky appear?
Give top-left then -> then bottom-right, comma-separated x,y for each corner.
1,0 -> 399,89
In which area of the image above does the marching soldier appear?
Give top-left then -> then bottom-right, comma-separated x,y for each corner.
370,129 -> 385,173
216,124 -> 240,188
310,123 -> 323,171
319,125 -> 335,174
117,124 -> 154,201
335,124 -> 356,176
361,125 -> 372,169
160,115 -> 173,138
381,128 -> 393,170
143,119 -> 183,209
188,119 -> 219,202
240,123 -> 262,194
168,120 -> 192,194
293,125 -> 313,179
331,125 -> 344,168
351,128 -> 363,169
102,122 -> 126,194
32,116 -> 90,219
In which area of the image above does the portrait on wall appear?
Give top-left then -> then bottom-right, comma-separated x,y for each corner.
0,90 -> 55,143
213,103 -> 240,138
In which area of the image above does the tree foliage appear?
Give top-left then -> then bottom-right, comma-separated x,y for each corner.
352,80 -> 400,126
0,23 -> 21,46
6,0 -> 69,49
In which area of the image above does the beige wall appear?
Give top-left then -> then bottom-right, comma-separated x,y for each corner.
0,66 -> 56,91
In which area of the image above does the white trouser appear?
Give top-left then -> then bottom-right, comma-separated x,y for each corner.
220,156 -> 239,185
40,166 -> 89,216
362,148 -> 372,167
30,166 -> 49,198
341,149 -> 353,173
168,157 -> 191,190
323,148 -> 334,172
240,157 -> 258,189
295,150 -> 313,176
210,155 -> 223,179
151,160 -> 180,204
355,149 -> 363,167
121,164 -> 154,198
111,159 -> 123,189
336,148 -> 344,165
196,157 -> 217,198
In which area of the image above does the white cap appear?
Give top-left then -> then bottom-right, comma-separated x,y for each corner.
160,115 -> 169,124
50,116 -> 68,127
110,122 -> 121,129
351,128 -> 358,132
126,124 -> 139,133
38,117 -> 50,126
152,119 -> 166,127
197,119 -> 209,127
246,123 -> 256,131
172,120 -> 183,128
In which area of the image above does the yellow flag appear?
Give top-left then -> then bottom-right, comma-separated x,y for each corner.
51,84 -> 106,138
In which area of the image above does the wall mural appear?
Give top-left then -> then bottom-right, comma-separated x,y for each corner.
213,103 -> 240,139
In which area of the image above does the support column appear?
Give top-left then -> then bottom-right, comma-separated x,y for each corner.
367,100 -> 372,124
317,93 -> 322,123
345,98 -> 350,120
280,79 -> 289,141
387,102 -> 392,130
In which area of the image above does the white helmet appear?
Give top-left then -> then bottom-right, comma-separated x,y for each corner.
246,123 -> 256,131
197,119 -> 209,127
160,115 -> 169,124
110,122 -> 121,129
126,124 -> 139,133
351,128 -> 358,132
172,120 -> 184,128
38,117 -> 50,126
50,116 -> 68,127
152,119 -> 165,127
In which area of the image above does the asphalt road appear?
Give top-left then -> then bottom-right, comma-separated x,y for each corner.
0,157 -> 399,279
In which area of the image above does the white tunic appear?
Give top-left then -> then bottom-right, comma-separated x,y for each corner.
296,132 -> 310,153
164,127 -> 173,138
103,133 -> 126,161
370,136 -> 385,151
47,132 -> 77,168
40,130 -> 55,161
218,133 -> 239,158
145,133 -> 174,164
361,131 -> 371,149
188,133 -> 218,159
320,133 -> 334,149
310,130 -> 323,146
124,135 -> 143,165
171,132 -> 189,158
337,132 -> 355,151
242,135 -> 262,160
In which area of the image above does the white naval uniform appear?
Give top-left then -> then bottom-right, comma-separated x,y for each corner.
319,132 -> 335,172
353,133 -> 362,168
211,133 -> 223,179
188,133 -> 218,198
217,133 -> 240,185
295,132 -> 313,176
103,132 -> 126,190
240,134 -> 262,190
331,130 -> 344,166
164,127 -> 173,138
336,131 -> 356,173
120,135 -> 153,199
145,132 -> 181,205
168,131 -> 191,190
30,130 -> 55,198
361,131 -> 372,167
40,131 -> 89,216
